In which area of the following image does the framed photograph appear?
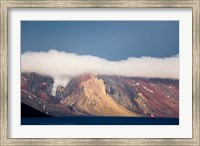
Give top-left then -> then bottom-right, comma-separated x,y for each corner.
0,0 -> 199,145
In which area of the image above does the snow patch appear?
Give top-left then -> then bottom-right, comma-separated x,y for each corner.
144,86 -> 154,93
51,74 -> 72,96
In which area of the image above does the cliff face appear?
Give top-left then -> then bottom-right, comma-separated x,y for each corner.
21,73 -> 179,117
59,74 -> 138,116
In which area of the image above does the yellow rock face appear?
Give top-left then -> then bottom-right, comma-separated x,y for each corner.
60,74 -> 139,116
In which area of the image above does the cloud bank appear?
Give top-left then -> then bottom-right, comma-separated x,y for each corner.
21,50 -> 179,79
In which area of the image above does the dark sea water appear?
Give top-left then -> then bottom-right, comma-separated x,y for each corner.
21,117 -> 178,125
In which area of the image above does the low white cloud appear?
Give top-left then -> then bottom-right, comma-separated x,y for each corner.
21,49 -> 179,79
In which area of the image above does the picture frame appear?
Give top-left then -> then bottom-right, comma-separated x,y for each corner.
0,0 -> 199,145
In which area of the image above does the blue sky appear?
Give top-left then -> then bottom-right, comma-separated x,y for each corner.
21,21 -> 179,61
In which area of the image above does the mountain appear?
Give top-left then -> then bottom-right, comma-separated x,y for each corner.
21,72 -> 179,117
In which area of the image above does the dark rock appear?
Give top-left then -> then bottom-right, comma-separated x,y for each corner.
21,72 -> 54,101
55,85 -> 67,101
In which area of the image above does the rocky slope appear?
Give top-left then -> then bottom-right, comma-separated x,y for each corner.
21,72 -> 179,117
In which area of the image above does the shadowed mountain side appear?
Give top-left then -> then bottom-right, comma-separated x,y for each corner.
21,89 -> 82,117
21,102 -> 52,117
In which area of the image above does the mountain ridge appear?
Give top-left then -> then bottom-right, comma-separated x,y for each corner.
21,72 -> 179,117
